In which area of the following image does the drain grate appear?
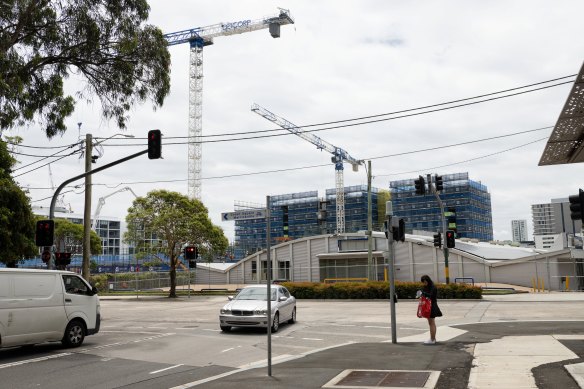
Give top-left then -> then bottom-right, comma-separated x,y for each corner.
323,370 -> 440,389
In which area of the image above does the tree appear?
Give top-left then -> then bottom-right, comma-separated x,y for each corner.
124,190 -> 229,298
0,0 -> 171,137
0,138 -> 36,267
52,218 -> 101,255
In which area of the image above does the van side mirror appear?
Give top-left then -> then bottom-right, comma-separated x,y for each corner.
91,286 -> 98,295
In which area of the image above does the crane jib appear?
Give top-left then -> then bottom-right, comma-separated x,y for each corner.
222,20 -> 252,32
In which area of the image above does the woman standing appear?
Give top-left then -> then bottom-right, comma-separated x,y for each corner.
421,274 -> 442,345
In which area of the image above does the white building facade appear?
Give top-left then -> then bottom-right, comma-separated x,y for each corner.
511,219 -> 528,242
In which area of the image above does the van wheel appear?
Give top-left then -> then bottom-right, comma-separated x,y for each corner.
62,320 -> 85,348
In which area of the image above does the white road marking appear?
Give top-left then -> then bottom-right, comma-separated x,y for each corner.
330,324 -> 356,327
0,353 -> 72,369
150,364 -> 184,375
220,346 -> 242,353
202,329 -> 220,332
364,325 -> 390,329
301,337 -> 323,341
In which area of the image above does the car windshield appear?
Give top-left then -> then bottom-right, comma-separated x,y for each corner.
235,288 -> 277,301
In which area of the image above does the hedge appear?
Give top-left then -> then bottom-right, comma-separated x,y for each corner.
281,281 -> 482,300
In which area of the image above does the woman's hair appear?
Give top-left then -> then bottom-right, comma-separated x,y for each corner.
421,275 -> 434,287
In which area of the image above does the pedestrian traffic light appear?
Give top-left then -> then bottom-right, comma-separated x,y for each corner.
41,250 -> 51,264
446,230 -> 455,248
148,129 -> 162,159
569,189 -> 584,221
185,246 -> 198,260
414,175 -> 426,195
433,232 -> 442,248
55,252 -> 71,267
35,220 -> 54,247
435,175 -> 443,192
397,218 -> 406,242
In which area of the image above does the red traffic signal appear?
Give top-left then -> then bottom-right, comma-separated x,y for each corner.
446,230 -> 456,248
185,246 -> 198,260
55,252 -> 71,267
148,129 -> 162,159
35,220 -> 55,247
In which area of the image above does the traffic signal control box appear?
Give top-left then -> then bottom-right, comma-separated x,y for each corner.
35,220 -> 55,247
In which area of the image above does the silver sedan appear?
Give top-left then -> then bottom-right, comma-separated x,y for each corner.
219,284 -> 296,332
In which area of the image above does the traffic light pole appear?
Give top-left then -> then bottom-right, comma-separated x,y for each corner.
385,202 -> 397,344
48,149 -> 148,269
429,175 -> 450,284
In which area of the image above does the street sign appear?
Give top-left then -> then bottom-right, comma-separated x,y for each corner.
221,209 -> 267,221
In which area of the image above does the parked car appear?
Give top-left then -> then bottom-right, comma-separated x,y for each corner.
219,284 -> 296,332
0,268 -> 100,348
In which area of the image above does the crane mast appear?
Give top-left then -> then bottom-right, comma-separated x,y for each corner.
251,103 -> 361,234
91,187 -> 138,231
164,9 -> 294,200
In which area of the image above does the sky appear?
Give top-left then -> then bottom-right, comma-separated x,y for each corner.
7,0 -> 584,243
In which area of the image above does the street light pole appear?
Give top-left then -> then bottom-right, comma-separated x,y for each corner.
82,134 -> 92,279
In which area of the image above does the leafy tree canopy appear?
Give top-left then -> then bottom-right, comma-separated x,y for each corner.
0,138 -> 36,266
0,0 -> 171,137
124,190 -> 229,297
51,217 -> 102,255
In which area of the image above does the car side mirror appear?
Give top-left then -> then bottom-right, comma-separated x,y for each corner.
278,296 -> 288,302
228,296 -> 234,301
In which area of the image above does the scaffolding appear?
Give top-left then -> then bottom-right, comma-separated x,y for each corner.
390,172 -> 493,241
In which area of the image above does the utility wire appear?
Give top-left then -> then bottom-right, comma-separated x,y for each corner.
76,126 -> 550,190
12,142 -> 83,172
96,76 -> 574,143
12,149 -> 82,178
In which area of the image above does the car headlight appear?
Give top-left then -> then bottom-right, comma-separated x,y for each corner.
220,308 -> 231,314
254,309 -> 267,316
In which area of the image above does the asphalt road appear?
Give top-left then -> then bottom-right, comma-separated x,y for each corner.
1,294 -> 584,388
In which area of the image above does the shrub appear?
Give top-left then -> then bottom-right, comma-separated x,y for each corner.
282,281 -> 481,300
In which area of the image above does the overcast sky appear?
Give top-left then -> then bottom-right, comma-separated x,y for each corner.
7,0 -> 584,242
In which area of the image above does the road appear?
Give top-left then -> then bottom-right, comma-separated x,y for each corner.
1,294 -> 584,388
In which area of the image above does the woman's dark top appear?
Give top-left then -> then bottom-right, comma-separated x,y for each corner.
422,285 -> 443,318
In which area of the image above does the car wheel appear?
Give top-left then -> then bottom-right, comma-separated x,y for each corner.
288,307 -> 296,324
62,320 -> 85,348
220,325 -> 231,332
271,312 -> 279,333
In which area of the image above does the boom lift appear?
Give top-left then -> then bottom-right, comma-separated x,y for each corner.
164,9 -> 294,200
251,103 -> 362,234
91,187 -> 138,231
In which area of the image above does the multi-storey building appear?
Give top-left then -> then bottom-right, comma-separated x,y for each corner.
389,172 -> 493,241
532,198 -> 582,236
32,206 -> 121,255
232,186 -> 389,259
511,220 -> 528,242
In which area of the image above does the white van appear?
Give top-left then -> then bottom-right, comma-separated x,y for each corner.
0,268 -> 100,348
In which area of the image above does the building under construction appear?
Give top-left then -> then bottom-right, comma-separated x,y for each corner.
389,172 -> 493,241
232,186 -> 390,259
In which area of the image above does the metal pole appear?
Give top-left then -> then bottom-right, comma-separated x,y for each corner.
430,175 -> 450,284
266,195 -> 272,376
83,134 -> 92,280
385,201 -> 397,343
367,160 -> 373,280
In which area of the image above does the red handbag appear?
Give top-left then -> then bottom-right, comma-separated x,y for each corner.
417,296 -> 432,318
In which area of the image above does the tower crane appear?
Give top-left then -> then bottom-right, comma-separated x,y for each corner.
163,9 -> 294,200
91,187 -> 138,231
251,103 -> 362,234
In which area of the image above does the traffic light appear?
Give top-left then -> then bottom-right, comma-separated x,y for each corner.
397,218 -> 405,242
189,260 -> 197,269
35,220 -> 55,247
414,175 -> 426,195
55,252 -> 71,267
435,175 -> 443,192
433,232 -> 442,247
446,230 -> 455,248
185,246 -> 198,260
148,129 -> 162,159
569,189 -> 584,221
41,250 -> 51,264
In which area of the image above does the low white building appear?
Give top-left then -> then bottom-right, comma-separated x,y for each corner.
189,232 -> 583,291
